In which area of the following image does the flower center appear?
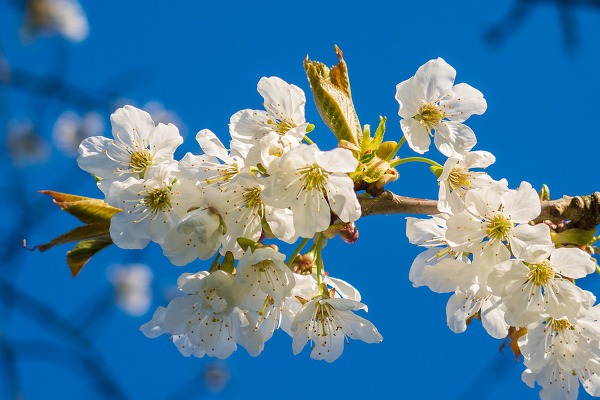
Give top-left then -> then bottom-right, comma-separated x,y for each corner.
415,103 -> 445,131
549,318 -> 573,332
243,187 -> 263,209
268,118 -> 296,135
142,187 -> 172,213
254,260 -> 274,273
129,149 -> 154,176
300,163 -> 328,191
205,163 -> 240,186
485,213 -> 513,242
527,261 -> 555,286
315,303 -> 334,337
448,166 -> 471,191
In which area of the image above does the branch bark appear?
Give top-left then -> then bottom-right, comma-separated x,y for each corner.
359,191 -> 600,230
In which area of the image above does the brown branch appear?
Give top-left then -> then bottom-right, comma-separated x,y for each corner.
359,191 -> 438,217
359,190 -> 600,230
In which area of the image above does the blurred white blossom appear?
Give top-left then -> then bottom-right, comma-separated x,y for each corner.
108,264 -> 153,316
6,119 -> 51,167
21,0 -> 89,42
53,111 -> 104,157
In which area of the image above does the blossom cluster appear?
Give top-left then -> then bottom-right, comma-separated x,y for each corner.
71,54 -> 600,398
402,58 -> 600,399
77,77 -> 380,362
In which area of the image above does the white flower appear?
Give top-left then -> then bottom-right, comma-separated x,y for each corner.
522,359 -> 580,400
437,150 -> 496,213
108,264 -> 153,316
22,0 -> 89,42
410,254 -> 509,339
291,296 -> 382,362
141,307 -> 206,358
190,129 -> 245,191
519,304 -> 600,399
281,273 -> 320,335
230,76 -> 309,161
262,144 -> 360,238
161,208 -> 223,266
395,57 -> 487,157
234,247 -> 296,309
53,111 -> 104,157
488,247 -> 596,326
243,131 -> 302,169
106,163 -> 201,249
445,181 -> 553,262
205,173 -> 296,256
406,214 -> 468,286
77,105 -> 183,194
7,119 -> 51,166
446,289 -> 508,339
145,271 -> 264,359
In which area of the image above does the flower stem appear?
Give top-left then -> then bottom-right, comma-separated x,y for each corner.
303,135 -> 314,145
385,137 -> 406,162
389,156 -> 442,169
286,237 -> 310,268
314,234 -> 325,286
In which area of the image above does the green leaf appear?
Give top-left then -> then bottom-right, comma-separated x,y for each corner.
67,235 -> 113,278
40,190 -> 121,224
29,190 -> 120,277
29,223 -> 111,252
304,46 -> 361,146
372,116 -> 387,148
552,229 -> 597,247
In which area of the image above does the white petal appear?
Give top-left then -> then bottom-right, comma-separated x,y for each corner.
481,297 -> 509,339
258,76 -> 306,125
110,105 -> 155,147
502,181 -> 541,223
414,58 -> 456,102
325,174 -> 361,223
395,76 -> 423,119
441,83 -> 487,121
400,118 -> 431,154
76,136 -> 113,177
550,247 -> 596,279
511,223 -> 553,262
196,129 -> 230,161
149,123 -> 183,162
417,258 -> 468,293
434,120 -> 476,157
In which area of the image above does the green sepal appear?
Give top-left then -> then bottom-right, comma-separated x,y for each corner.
372,116 -> 386,146
237,237 -> 259,252
304,46 -> 361,146
375,141 -> 397,160
539,184 -> 550,202
430,165 -> 444,178
220,251 -> 236,274
552,229 -> 597,247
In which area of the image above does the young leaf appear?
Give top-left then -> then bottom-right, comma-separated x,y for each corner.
28,191 -> 121,277
39,190 -> 121,224
304,45 -> 361,146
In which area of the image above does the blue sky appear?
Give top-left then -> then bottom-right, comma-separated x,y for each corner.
1,1 -> 600,399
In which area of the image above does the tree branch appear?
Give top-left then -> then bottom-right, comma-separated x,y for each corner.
359,191 -> 600,230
